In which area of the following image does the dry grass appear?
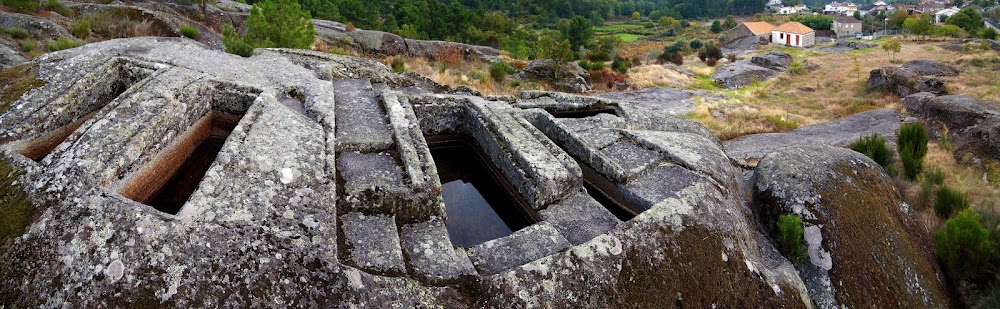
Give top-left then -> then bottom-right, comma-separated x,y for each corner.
626,64 -> 695,88
683,40 -> 998,141
398,56 -> 545,95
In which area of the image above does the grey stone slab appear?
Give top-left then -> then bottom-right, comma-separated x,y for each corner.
332,78 -> 393,152
623,164 -> 703,208
400,219 -> 477,283
539,191 -> 621,245
575,128 -> 622,150
341,212 -> 406,275
466,222 -> 571,276
599,140 -> 661,179
337,151 -> 407,195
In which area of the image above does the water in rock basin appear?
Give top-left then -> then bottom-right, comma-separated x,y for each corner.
430,142 -> 533,247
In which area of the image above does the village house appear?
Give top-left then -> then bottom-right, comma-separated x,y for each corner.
767,0 -> 783,10
935,7 -> 961,23
725,21 -> 776,43
772,21 -> 816,47
778,4 -> 809,14
824,1 -> 859,15
833,15 -> 863,37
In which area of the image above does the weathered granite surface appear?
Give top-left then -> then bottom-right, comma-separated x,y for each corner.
0,37 -> 945,307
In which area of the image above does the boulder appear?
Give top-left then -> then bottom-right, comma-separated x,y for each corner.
712,60 -> 779,89
903,93 -> 1000,160
750,51 -> 793,71
752,146 -> 951,308
724,109 -> 901,167
0,43 -> 27,69
866,66 -> 946,97
515,59 -> 592,93
836,39 -> 876,49
721,35 -> 761,54
0,12 -> 73,39
901,60 -> 960,77
596,88 -> 721,115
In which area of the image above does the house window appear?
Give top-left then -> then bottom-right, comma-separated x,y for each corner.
780,33 -> 784,39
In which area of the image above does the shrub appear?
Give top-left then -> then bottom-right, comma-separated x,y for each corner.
18,40 -> 36,52
46,37 -> 85,51
670,52 -> 683,65
345,21 -> 355,32
179,25 -> 199,39
697,50 -> 707,62
934,208 -> 992,282
611,56 -> 630,73
689,39 -> 703,50
935,186 -> 969,218
391,56 -> 406,73
223,0 -> 315,56
436,43 -> 463,66
898,122 -> 929,180
850,133 -> 893,169
777,214 -> 806,262
924,167 -> 945,185
710,20 -> 723,33
705,57 -> 718,67
71,19 -> 91,39
6,28 -> 29,40
1,0 -> 38,12
726,53 -> 737,62
705,43 -> 723,60
222,25 -> 253,57
489,61 -> 514,83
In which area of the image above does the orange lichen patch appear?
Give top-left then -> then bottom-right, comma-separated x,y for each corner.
118,111 -> 240,212
813,163 -> 951,307
618,225 -> 808,307
13,111 -> 97,161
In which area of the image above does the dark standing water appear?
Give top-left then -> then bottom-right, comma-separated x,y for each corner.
429,140 -> 534,247
546,107 -> 620,118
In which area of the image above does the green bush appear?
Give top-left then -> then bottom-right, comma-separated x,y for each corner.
935,186 -> 969,218
934,208 -> 992,282
489,61 -> 514,83
777,214 -> 806,263
71,19 -> 91,39
391,56 -> 406,73
223,0 -> 314,56
6,28 -> 29,40
611,56 -> 630,73
46,37 -> 85,51
18,40 -> 36,52
179,25 -> 199,39
924,167 -> 945,185
898,122 -> 928,180
850,133 -> 893,169
689,38 -> 703,50
222,25 -> 253,57
2,0 -> 38,12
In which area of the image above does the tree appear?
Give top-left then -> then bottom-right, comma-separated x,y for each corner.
903,14 -> 934,39
882,38 -> 901,62
632,11 -> 641,20
853,11 -> 862,21
982,27 -> 999,40
240,0 -> 315,49
946,8 -> 985,34
560,16 -> 594,52
711,20 -> 723,33
723,16 -> 738,29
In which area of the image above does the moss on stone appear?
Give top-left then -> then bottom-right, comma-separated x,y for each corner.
0,64 -> 47,113
0,158 -> 35,241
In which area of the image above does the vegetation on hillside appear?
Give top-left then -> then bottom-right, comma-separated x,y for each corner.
223,0 -> 316,56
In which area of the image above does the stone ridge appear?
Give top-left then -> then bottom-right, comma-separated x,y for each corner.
0,37 -> 939,307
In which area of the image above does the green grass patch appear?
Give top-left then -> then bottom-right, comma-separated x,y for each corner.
179,25 -> 199,39
46,37 -> 85,51
613,33 -> 644,42
0,158 -> 36,242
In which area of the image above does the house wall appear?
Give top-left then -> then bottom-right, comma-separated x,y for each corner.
725,25 -> 755,41
771,31 -> 816,47
833,21 -> 862,37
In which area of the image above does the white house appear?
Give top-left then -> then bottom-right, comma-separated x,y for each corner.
772,21 -> 816,47
767,0 -> 783,10
824,1 -> 859,15
777,4 -> 809,14
935,7 -> 961,23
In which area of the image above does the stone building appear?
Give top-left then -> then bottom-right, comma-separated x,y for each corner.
833,15 -> 863,37
725,21 -> 776,43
